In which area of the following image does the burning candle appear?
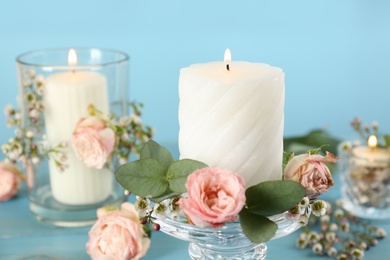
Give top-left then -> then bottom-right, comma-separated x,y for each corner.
44,49 -> 112,205
178,49 -> 285,186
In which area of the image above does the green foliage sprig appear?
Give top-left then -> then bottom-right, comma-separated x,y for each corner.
115,140 -> 306,243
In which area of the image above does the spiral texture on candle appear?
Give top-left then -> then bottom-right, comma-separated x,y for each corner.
179,61 -> 285,187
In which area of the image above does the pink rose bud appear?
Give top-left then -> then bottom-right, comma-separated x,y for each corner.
284,151 -> 339,199
87,202 -> 150,260
0,162 -> 24,201
178,167 -> 246,228
72,116 -> 115,169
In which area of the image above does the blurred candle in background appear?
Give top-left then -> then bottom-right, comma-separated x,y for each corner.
44,49 -> 112,205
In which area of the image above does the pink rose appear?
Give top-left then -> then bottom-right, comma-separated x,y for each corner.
72,116 -> 115,169
178,167 -> 246,228
86,202 -> 150,260
0,162 -> 24,201
284,151 -> 338,199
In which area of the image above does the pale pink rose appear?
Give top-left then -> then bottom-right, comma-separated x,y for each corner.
72,116 -> 115,169
86,202 -> 150,260
284,151 -> 339,199
178,167 -> 246,228
0,162 -> 24,201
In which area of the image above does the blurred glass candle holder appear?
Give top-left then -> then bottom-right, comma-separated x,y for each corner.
341,135 -> 390,219
16,48 -> 129,226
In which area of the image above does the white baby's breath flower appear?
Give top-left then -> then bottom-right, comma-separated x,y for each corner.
119,116 -> 130,126
312,243 -> 323,255
298,215 -> 309,226
327,247 -> 337,257
135,198 -> 150,218
351,248 -> 364,259
325,232 -> 337,242
359,241 -> 368,250
26,130 -> 34,138
26,69 -> 36,78
308,231 -> 320,243
337,253 -> 348,260
119,157 -> 128,165
153,203 -> 169,220
29,109 -> 38,118
121,133 -> 129,142
320,215 -> 330,224
298,197 -> 309,213
36,87 -> 44,96
340,221 -> 350,232
32,157 -> 40,165
14,111 -> 21,120
312,200 -> 327,217
23,79 -> 32,87
129,114 -> 142,124
14,128 -> 23,137
296,237 -> 308,249
4,105 -> 14,116
34,74 -> 45,87
333,208 -> 344,218
375,227 -> 387,238
329,223 -> 338,232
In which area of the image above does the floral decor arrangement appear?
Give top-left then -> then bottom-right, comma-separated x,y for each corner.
106,140 -> 338,246
295,200 -> 387,259
0,70 -> 153,201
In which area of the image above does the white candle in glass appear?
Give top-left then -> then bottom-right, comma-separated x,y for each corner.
179,49 -> 285,187
43,49 -> 112,205
352,135 -> 390,167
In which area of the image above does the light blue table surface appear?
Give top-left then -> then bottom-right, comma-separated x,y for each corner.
1,176 -> 390,260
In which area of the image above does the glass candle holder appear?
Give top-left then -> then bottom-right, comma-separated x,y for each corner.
341,146 -> 390,219
16,48 -> 129,227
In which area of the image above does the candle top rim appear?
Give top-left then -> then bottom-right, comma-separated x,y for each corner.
180,61 -> 284,81
16,47 -> 129,69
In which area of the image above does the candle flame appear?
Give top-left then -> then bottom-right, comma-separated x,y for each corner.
368,135 -> 377,148
224,48 -> 231,63
68,48 -> 78,66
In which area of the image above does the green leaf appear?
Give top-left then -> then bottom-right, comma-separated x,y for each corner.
149,188 -> 181,203
167,159 -> 208,193
384,135 -> 390,148
239,207 -> 277,243
245,180 -> 305,216
115,158 -> 169,198
140,140 -> 174,170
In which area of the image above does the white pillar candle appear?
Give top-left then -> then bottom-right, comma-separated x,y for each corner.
43,51 -> 112,205
179,51 -> 285,187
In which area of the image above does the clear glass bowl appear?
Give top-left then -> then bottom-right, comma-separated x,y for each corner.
153,211 -> 302,260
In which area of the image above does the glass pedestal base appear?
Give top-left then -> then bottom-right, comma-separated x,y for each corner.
29,184 -> 126,227
189,241 -> 267,260
154,212 -> 302,260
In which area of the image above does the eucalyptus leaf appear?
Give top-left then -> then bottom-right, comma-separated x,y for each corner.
140,140 -> 174,170
239,207 -> 277,243
167,159 -> 208,193
149,188 -> 182,203
245,180 -> 305,216
115,158 -> 169,198
384,135 -> 390,148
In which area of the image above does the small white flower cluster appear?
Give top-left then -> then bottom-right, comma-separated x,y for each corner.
114,105 -> 154,165
288,197 -> 327,226
296,201 -> 387,259
2,69 -> 153,174
134,197 -> 182,222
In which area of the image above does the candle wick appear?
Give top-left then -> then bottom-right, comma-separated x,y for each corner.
226,64 -> 230,71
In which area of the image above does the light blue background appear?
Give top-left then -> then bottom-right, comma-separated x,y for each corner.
1,0 -> 390,149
